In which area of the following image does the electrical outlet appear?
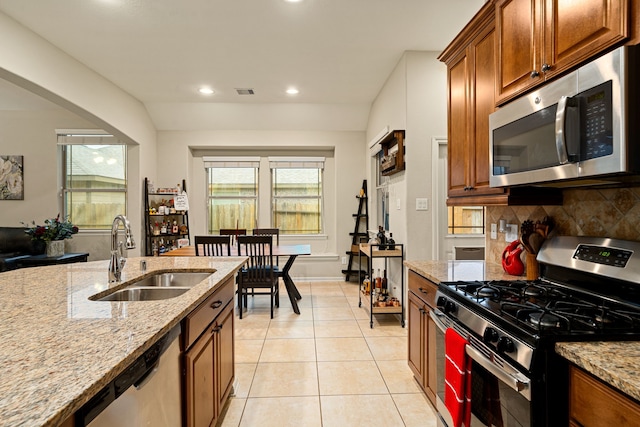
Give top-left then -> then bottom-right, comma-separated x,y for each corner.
341,256 -> 347,265
416,198 -> 429,211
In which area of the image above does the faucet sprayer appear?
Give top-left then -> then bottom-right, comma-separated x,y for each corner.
108,214 -> 136,282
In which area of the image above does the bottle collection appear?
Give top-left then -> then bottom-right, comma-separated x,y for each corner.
362,269 -> 400,308
151,238 -> 182,256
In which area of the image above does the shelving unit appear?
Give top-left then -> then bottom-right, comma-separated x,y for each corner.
342,180 -> 369,282
144,177 -> 190,256
358,243 -> 405,328
379,130 -> 405,176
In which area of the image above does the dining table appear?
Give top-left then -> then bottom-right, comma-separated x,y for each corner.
162,244 -> 311,314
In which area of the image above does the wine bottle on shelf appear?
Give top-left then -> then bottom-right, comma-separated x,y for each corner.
387,233 -> 395,250
375,268 -> 382,290
382,269 -> 388,294
377,226 -> 387,250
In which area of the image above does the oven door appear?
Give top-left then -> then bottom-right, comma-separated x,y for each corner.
431,309 -> 533,427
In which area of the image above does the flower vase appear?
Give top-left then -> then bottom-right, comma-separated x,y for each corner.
46,240 -> 65,257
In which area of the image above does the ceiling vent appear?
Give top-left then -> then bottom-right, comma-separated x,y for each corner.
235,88 -> 255,95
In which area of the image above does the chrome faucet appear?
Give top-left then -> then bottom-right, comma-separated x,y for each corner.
108,214 -> 136,282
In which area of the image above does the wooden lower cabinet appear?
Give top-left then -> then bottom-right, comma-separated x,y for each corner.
407,271 -> 438,405
569,364 -> 640,427
183,278 -> 235,427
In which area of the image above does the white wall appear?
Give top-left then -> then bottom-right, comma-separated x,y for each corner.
0,12 -> 160,258
366,52 -> 451,262
156,130 -> 366,280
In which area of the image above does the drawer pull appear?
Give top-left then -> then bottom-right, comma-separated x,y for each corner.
418,287 -> 429,295
210,300 -> 223,309
212,324 -> 223,333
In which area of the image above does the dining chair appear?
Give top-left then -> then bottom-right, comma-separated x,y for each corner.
252,228 -> 280,268
194,235 -> 231,256
236,235 -> 279,319
219,228 -> 247,236
220,228 -> 247,246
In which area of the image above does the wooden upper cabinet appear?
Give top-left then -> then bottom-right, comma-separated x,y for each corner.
496,0 -> 629,105
442,2 -> 505,203
495,0 -> 543,104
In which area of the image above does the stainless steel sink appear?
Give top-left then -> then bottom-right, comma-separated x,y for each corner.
130,272 -> 212,288
91,271 -> 213,302
96,287 -> 191,301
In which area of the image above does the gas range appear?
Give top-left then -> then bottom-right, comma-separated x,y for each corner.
432,236 -> 640,427
438,236 -> 640,355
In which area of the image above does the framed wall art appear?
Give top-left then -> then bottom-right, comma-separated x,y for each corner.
0,155 -> 24,200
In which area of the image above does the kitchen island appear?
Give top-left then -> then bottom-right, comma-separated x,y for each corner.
405,260 -> 640,407
0,256 -> 246,427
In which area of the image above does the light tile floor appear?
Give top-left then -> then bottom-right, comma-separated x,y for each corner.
220,280 -> 439,427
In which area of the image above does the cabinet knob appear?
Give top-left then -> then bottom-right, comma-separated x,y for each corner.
541,63 -> 552,72
530,70 -> 540,78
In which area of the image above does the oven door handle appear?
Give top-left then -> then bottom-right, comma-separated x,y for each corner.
465,345 -> 531,398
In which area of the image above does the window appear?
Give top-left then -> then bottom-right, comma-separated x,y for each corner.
270,158 -> 324,235
60,135 -> 127,230
205,158 -> 258,234
448,206 -> 485,234
375,150 -> 389,230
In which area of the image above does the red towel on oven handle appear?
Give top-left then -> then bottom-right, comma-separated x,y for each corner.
445,327 -> 472,427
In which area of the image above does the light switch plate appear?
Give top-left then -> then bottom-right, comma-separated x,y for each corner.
416,198 -> 428,211
490,223 -> 497,240
396,198 -> 401,210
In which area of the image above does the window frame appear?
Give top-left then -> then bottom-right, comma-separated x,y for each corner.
270,161 -> 324,235
59,134 -> 128,230
204,158 -> 259,234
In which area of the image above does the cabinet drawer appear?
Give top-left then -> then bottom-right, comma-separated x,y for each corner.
408,270 -> 438,308
183,277 -> 234,350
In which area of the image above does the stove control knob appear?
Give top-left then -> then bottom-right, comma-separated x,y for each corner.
483,327 -> 499,343
436,296 -> 447,308
443,300 -> 456,314
497,336 -> 515,354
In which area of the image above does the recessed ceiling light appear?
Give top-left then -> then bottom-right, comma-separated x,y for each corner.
198,87 -> 214,95
286,88 -> 299,95
284,0 -> 303,3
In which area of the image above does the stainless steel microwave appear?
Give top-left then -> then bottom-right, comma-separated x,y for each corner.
489,46 -> 639,188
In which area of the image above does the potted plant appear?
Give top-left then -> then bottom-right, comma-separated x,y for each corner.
22,214 -> 79,257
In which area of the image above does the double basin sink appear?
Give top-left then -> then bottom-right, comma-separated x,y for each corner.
90,271 -> 213,302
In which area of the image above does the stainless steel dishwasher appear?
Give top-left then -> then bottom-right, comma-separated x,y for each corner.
75,324 -> 182,426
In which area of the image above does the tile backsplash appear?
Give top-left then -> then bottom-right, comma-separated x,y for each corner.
486,187 -> 640,266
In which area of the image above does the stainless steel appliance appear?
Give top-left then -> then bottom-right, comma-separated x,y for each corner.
432,236 -> 640,427
489,46 -> 640,188
75,325 -> 181,426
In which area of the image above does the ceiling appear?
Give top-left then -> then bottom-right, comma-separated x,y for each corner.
0,0 -> 484,131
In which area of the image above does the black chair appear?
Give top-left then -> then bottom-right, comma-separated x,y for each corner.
220,228 -> 247,246
237,235 -> 279,319
252,228 -> 280,268
194,235 -> 231,256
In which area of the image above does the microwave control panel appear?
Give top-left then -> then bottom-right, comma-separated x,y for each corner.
580,80 -> 613,160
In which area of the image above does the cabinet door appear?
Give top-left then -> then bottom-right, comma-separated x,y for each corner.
407,291 -> 425,388
496,0 -> 544,103
469,24 -> 503,195
215,303 -> 235,411
447,50 -> 471,198
544,0 -> 628,77
184,328 -> 216,427
569,365 -> 640,426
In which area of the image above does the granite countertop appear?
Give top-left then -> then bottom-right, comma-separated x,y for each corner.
404,259 -> 519,283
555,341 -> 640,401
405,260 -> 640,402
0,256 -> 246,427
